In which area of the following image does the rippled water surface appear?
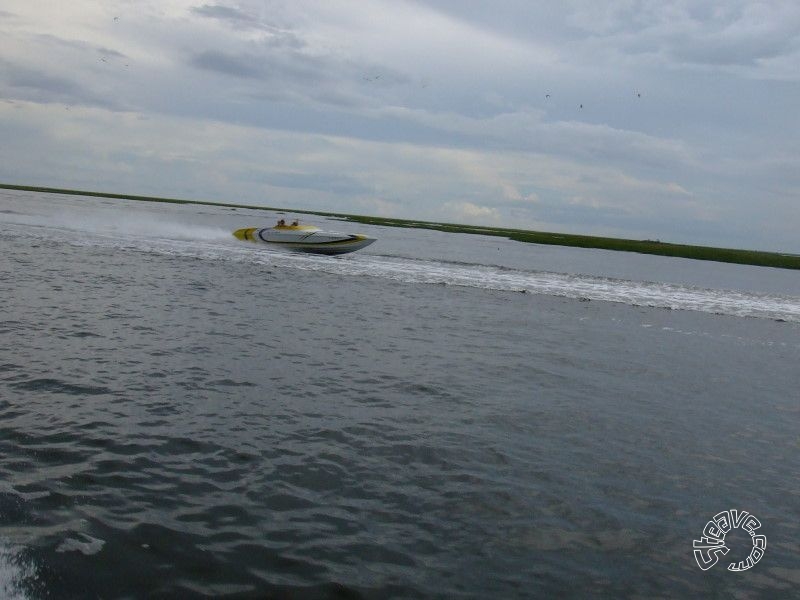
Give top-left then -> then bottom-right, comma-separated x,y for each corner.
2,190 -> 799,598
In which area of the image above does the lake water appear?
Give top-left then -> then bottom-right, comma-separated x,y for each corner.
1,189 -> 799,598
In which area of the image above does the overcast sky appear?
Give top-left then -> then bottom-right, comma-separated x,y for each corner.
1,1 -> 799,251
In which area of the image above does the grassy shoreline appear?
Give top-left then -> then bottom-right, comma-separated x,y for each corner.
3,183 -> 799,270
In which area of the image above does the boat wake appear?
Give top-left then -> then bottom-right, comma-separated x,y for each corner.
279,252 -> 800,322
0,541 -> 34,600
4,219 -> 798,323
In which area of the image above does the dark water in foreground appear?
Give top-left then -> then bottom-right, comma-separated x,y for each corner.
1,191 -> 799,598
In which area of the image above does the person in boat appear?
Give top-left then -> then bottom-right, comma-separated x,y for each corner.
277,219 -> 286,226
291,219 -> 299,226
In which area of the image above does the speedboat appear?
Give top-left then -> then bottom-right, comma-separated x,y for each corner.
233,220 -> 375,255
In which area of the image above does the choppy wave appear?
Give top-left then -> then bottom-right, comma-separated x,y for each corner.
3,221 -> 800,322
3,197 -> 800,599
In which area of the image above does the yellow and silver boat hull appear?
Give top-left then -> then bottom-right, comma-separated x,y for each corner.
233,224 -> 375,255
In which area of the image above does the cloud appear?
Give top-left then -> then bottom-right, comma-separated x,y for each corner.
565,1 -> 800,78
373,104 -> 701,179
0,59 -> 123,109
353,196 -> 402,217
0,1 -> 797,250
191,3 -> 254,24
443,201 -> 501,223
2,61 -> 83,98
253,171 -> 372,195
190,3 -> 305,48
189,50 -> 263,79
0,94 -> 791,249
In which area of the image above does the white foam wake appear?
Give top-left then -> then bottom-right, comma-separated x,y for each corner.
260,251 -> 800,322
0,542 -> 33,600
4,221 -> 800,322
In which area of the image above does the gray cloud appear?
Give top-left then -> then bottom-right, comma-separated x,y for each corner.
0,31 -> 130,107
191,3 -> 304,48
254,171 -> 372,195
0,60 -> 119,109
26,32 -> 128,59
4,64 -> 82,97
191,4 -> 253,23
408,0 -> 575,42
1,1 -> 798,250
185,38 -> 405,112
666,30 -> 799,67
415,1 -> 800,74
189,50 -> 264,79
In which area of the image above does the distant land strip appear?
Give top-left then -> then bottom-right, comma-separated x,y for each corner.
3,183 -> 799,270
